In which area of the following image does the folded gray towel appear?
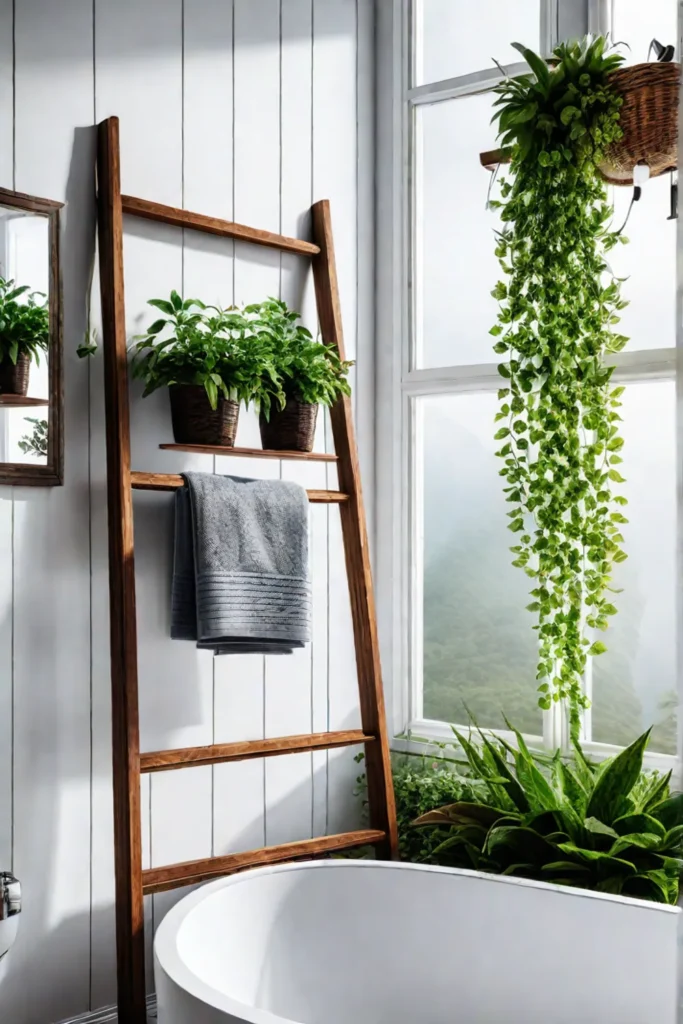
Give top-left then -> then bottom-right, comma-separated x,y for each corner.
171,472 -> 311,655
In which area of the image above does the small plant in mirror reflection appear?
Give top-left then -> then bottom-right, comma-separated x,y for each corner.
18,417 -> 48,458
0,276 -> 49,366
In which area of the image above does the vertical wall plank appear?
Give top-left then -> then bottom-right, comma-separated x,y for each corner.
263,0 -> 316,847
355,0 -> 376,540
313,0 -> 363,834
0,0 -> 12,189
213,0 -> 282,858
150,0 -> 238,933
0,0 -> 13,883
93,0 -> 211,1000
6,1 -> 94,1020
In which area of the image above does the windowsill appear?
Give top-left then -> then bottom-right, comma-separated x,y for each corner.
392,718 -> 680,781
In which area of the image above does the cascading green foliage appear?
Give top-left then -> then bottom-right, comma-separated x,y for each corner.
490,37 -> 630,734
414,722 -> 683,905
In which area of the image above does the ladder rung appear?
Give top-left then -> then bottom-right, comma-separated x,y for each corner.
130,471 -> 349,502
121,194 -> 320,257
141,829 -> 385,895
140,729 -> 375,773
159,443 -> 338,462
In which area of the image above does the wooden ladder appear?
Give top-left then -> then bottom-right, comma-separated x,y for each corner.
96,115 -> 398,1023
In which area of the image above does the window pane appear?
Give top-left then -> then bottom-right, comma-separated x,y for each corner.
415,94 -> 502,368
421,393 -> 542,736
591,381 -> 676,754
415,0 -> 541,86
610,174 -> 676,352
612,0 -> 677,65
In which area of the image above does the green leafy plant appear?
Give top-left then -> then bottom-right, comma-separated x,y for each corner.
0,277 -> 49,367
18,417 -> 48,458
414,721 -> 683,905
130,291 -> 284,414
243,298 -> 352,416
354,749 -> 486,862
490,37 -> 629,734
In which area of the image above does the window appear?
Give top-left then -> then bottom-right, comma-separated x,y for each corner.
381,0 -> 679,764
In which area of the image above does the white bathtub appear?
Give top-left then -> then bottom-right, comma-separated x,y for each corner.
154,859 -> 681,1024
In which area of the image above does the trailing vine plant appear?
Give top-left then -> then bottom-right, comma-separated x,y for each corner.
490,37 -> 630,736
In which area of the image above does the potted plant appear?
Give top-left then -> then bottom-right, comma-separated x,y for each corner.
131,291 -> 246,446
0,277 -> 49,396
490,37 -> 632,736
481,42 -> 680,185
413,721 -> 683,903
246,298 -> 352,452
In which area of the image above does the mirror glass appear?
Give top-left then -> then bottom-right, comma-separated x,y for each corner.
0,189 -> 62,486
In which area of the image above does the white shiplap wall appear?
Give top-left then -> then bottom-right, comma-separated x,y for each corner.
0,1 -> 375,1020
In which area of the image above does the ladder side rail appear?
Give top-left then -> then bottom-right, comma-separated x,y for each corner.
97,114 -> 147,1024
310,200 -> 399,860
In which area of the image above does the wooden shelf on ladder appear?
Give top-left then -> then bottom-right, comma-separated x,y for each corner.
96,114 -> 399,1024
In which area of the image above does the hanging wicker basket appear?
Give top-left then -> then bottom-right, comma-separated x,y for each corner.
0,352 -> 30,396
598,62 -> 680,185
480,61 -> 680,187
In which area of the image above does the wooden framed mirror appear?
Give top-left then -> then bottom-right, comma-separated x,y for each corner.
0,186 -> 63,486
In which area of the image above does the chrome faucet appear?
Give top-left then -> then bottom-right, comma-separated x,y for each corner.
0,872 -> 21,961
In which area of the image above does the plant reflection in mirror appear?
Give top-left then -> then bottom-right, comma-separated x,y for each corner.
17,417 -> 48,458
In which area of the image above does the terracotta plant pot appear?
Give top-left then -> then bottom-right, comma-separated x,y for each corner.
259,399 -> 318,453
598,62 -> 680,185
0,352 -> 30,396
169,386 -> 239,447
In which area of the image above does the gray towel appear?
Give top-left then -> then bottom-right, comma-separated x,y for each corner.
171,472 -> 311,655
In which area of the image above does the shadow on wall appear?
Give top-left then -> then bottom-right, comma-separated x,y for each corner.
16,0 -> 358,63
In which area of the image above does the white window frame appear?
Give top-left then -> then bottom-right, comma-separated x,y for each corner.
374,0 -> 682,777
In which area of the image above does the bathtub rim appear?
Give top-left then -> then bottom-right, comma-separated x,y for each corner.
153,857 -> 680,1024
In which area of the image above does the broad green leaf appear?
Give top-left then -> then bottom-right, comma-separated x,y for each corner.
556,843 -> 637,875
609,833 -> 664,857
511,42 -> 550,90
613,813 -> 665,839
503,717 -> 557,811
640,770 -> 672,812
413,802 -> 507,829
147,298 -> 176,315
651,793 -> 683,831
540,860 -> 590,874
586,730 -> 651,823
486,825 -> 557,864
584,817 -> 619,840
